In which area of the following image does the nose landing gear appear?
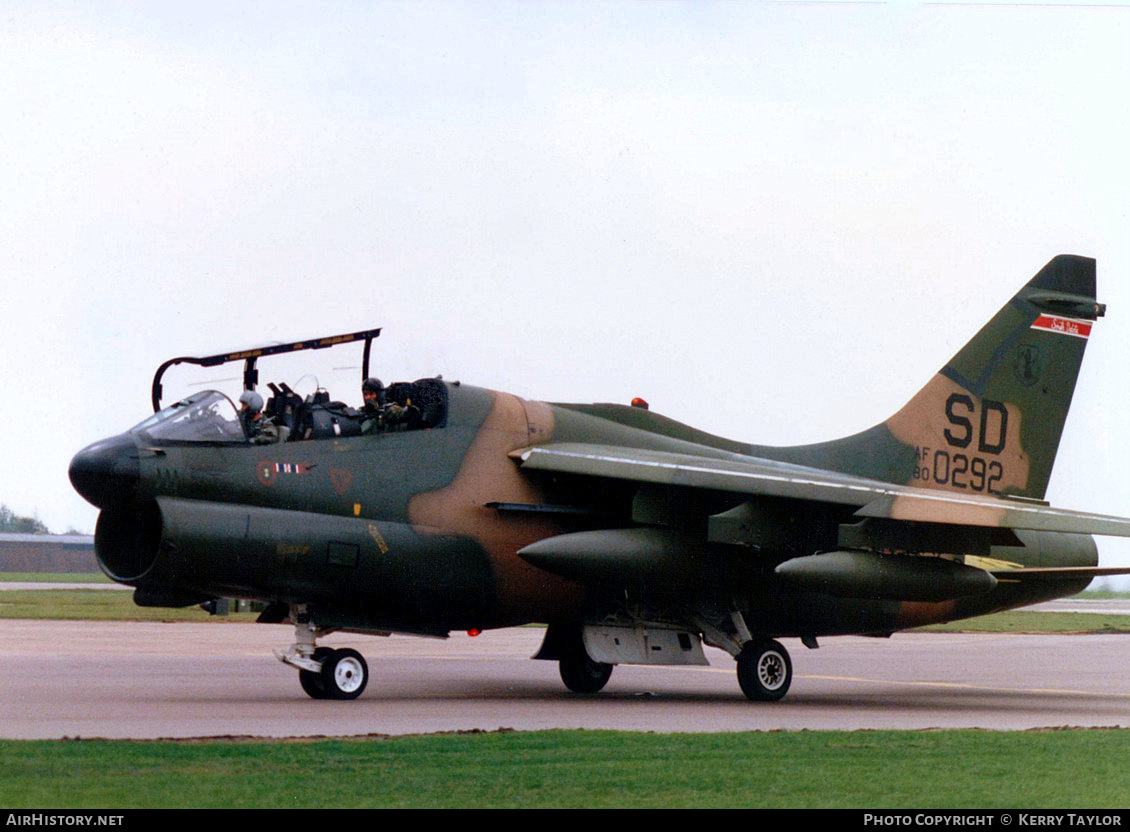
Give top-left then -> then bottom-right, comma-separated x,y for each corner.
276,610 -> 370,700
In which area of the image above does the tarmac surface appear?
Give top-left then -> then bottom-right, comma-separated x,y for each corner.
3,620 -> 1130,739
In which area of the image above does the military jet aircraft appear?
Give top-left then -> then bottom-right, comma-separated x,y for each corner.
70,255 -> 1130,702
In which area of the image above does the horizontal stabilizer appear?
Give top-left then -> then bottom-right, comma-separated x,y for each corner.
856,493 -> 1130,537
989,566 -> 1130,582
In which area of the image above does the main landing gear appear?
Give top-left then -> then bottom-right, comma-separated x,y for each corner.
543,617 -> 796,701
556,633 -> 792,701
735,638 -> 792,702
696,612 -> 795,702
276,614 -> 369,700
559,647 -> 614,694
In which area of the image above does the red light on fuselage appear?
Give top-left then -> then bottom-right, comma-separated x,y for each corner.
467,629 -> 481,637
630,397 -> 649,410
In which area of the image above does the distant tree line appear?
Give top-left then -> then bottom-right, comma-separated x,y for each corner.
0,504 -> 50,534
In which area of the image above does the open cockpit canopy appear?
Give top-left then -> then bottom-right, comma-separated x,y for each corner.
151,327 -> 383,412
145,327 -> 448,445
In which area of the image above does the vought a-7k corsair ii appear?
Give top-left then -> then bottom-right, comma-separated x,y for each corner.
70,255 -> 1130,702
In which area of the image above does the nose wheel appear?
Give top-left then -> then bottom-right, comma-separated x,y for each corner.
293,647 -> 370,700
320,648 -> 369,700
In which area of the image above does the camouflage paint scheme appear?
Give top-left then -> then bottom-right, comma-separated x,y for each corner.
70,255 -> 1130,700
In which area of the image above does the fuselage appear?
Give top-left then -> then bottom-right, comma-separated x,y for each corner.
70,379 -> 1096,640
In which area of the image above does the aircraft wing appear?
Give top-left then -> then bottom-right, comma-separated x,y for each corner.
514,442 -> 1130,538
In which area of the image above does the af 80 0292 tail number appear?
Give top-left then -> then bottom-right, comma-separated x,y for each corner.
913,394 -> 1009,493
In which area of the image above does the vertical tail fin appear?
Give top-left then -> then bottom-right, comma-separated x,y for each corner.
780,256 -> 1103,501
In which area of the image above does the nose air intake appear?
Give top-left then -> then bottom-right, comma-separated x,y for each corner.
68,433 -> 140,509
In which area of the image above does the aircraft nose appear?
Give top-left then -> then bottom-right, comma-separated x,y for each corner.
68,433 -> 140,509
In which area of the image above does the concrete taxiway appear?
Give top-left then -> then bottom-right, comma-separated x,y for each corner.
2,620 -> 1129,739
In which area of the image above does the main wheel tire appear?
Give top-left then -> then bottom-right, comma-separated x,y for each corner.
736,639 -> 792,702
299,647 -> 334,700
319,648 -> 369,700
559,651 -> 613,694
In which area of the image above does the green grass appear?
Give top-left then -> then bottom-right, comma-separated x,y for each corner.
0,590 -> 259,622
0,572 -> 111,583
3,730 -> 1130,808
1076,588 -> 1130,600
917,610 -> 1130,633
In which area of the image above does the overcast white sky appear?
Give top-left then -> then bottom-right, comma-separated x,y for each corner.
2,1 -> 1128,575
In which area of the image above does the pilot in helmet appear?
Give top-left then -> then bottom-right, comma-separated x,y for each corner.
361,378 -> 383,434
239,390 -> 279,444
362,378 -> 383,408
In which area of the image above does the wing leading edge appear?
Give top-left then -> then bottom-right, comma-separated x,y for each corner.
514,442 -> 1130,539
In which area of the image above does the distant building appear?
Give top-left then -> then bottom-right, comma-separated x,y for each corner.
0,533 -> 97,573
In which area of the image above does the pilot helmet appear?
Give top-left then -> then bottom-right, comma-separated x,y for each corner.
362,377 -> 383,396
239,390 -> 264,414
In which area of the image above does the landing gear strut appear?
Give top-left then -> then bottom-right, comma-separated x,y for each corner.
276,610 -> 370,700
298,646 -> 335,699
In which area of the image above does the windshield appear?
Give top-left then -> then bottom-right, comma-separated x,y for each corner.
131,390 -> 245,444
